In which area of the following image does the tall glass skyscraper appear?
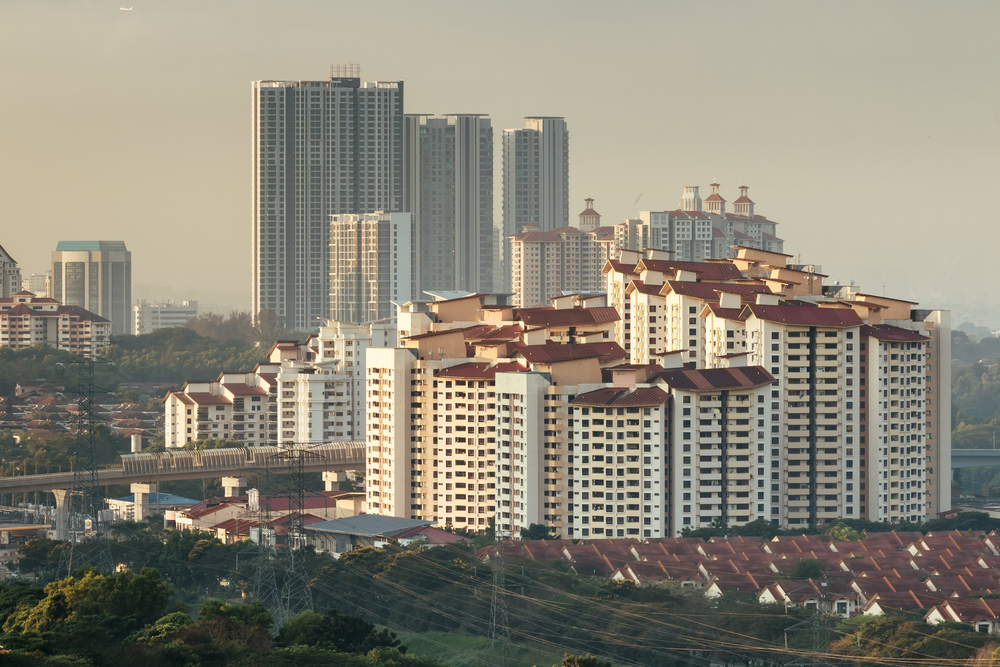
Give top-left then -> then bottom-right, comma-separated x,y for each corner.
51,240 -> 131,335
251,70 -> 404,330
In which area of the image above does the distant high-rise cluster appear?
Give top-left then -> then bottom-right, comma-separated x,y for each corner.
251,69 -> 575,328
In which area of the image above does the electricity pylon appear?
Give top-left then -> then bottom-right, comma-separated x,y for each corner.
58,355 -> 115,576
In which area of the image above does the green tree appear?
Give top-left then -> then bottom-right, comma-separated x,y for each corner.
520,523 -> 556,541
786,558 -> 824,579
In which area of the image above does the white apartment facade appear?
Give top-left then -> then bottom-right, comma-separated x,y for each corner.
329,211 -> 413,323
0,291 -> 111,356
636,184 -> 784,261
252,73 -> 403,330
134,300 -> 199,335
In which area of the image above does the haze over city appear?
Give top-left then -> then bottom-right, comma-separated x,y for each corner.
1,1 -> 998,321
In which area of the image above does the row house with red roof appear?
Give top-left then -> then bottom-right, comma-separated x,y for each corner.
0,291 -> 110,356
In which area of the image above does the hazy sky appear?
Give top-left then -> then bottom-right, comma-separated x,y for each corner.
2,1 -> 998,321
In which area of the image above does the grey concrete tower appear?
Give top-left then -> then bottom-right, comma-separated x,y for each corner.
252,68 -> 404,330
499,117 -> 569,292
403,114 -> 493,297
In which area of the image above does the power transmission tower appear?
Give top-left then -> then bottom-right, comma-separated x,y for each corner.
489,507 -> 512,665
249,466 -> 281,621
58,355 -> 115,576
783,611 -> 837,667
274,443 -> 316,623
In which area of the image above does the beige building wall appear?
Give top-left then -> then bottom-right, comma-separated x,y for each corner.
365,348 -> 417,518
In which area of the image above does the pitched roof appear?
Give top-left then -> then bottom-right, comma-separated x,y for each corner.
637,259 -> 743,281
664,281 -> 769,301
655,366 -> 775,391
572,386 -> 670,407
515,341 -> 626,364
516,306 -> 619,328
861,324 -> 929,342
740,303 -> 862,327
434,361 -> 526,380
308,515 -> 433,538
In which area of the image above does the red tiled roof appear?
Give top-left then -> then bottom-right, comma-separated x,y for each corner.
435,361 -> 526,380
516,306 -> 619,328
603,259 -> 639,275
637,259 -> 744,281
625,280 -> 663,296
466,325 -> 523,343
704,193 -> 725,202
552,226 -> 583,235
515,341 -> 626,364
861,324 -> 929,342
573,386 -> 670,407
655,366 -> 775,391
664,281 -> 769,301
511,230 -> 561,242
579,208 -> 600,217
703,304 -> 744,320
741,304 -> 862,327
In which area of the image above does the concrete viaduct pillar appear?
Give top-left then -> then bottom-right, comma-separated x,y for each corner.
322,471 -> 344,492
222,477 -> 247,498
131,483 -> 154,522
53,489 -> 70,542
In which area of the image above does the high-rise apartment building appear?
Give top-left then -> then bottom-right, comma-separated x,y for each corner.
498,117 -> 569,292
508,201 -> 615,308
51,241 -> 132,336
364,242 -> 951,539
329,212 -> 413,324
0,244 -> 21,299
632,184 -> 784,261
134,300 -> 199,335
22,272 -> 51,298
403,115 -> 493,295
252,71 -> 404,330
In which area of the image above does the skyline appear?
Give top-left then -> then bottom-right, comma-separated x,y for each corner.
1,1 -> 998,323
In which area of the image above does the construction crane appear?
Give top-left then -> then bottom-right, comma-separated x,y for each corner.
625,193 -> 643,219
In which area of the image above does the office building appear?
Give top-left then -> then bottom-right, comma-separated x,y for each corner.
329,211 -> 413,324
252,69 -> 404,331
498,117 -> 569,292
403,114 -> 493,295
0,291 -> 110,356
0,244 -> 21,299
51,241 -> 132,336
134,300 -> 199,335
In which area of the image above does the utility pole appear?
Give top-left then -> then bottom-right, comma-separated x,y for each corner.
57,355 -> 115,576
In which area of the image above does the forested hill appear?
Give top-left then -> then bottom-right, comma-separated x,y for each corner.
0,328 -> 265,396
